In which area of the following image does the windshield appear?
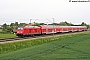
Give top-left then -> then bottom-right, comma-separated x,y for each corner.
18,28 -> 23,30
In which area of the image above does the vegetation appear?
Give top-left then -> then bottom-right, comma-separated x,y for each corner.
0,32 -> 90,60
0,29 -> 2,32
0,21 -> 89,34
1,22 -> 27,34
33,22 -> 41,26
81,22 -> 89,29
0,34 -> 17,39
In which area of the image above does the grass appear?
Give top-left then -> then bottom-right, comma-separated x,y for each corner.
0,29 -> 17,39
0,34 -> 17,39
0,34 -> 68,54
0,29 -> 2,32
0,32 -> 90,60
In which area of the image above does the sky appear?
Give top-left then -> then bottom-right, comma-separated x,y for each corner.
0,0 -> 90,25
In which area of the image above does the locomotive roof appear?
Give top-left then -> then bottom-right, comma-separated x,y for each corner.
24,26 -> 40,28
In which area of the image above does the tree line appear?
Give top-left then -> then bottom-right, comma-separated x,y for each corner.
1,22 -> 26,33
0,21 -> 89,34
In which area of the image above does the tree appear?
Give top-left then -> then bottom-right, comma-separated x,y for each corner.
19,23 -> 26,27
2,23 -> 16,33
39,23 -> 45,25
81,22 -> 87,26
2,23 -> 8,32
14,22 -> 19,29
81,22 -> 89,29
2,23 -> 7,29
33,23 -> 40,26
10,23 -> 15,27
65,21 -> 74,26
59,22 -> 67,26
10,23 -> 14,29
14,22 -> 18,26
6,26 -> 13,33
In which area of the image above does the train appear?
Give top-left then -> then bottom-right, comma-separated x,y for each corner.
16,25 -> 87,37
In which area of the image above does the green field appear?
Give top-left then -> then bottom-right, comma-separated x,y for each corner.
0,29 -> 17,39
0,34 -> 17,39
0,29 -> 2,32
0,32 -> 90,60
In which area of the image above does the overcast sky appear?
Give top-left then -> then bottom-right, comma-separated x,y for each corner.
0,0 -> 90,25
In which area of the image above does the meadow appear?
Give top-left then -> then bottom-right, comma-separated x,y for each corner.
0,29 -> 2,32
0,29 -> 17,39
0,34 -> 17,39
0,32 -> 90,60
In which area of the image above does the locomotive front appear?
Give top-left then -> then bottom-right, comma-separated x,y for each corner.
16,27 -> 24,37
16,26 -> 42,37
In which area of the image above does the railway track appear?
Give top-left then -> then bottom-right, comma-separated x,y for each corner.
0,31 -> 89,44
0,37 -> 30,42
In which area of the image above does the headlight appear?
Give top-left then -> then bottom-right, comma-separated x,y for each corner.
17,31 -> 19,33
20,31 -> 22,33
17,31 -> 23,33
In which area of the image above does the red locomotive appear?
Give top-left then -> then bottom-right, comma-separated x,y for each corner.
16,25 -> 87,37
